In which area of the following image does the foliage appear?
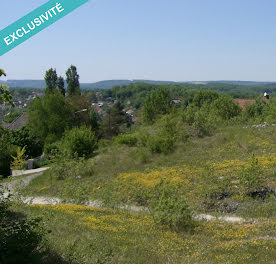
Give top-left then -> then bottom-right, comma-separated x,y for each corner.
44,142 -> 61,160
193,90 -> 219,108
3,112 -> 21,123
149,180 -> 193,231
67,95 -> 99,131
0,131 -> 12,177
0,69 -> 14,105
101,102 -> 128,138
238,155 -> 265,194
28,91 -> 73,143
0,187 -> 47,264
66,65 -> 80,96
137,117 -> 179,154
44,68 -> 58,94
57,76 -> 65,96
9,127 -> 43,158
62,126 -> 97,159
212,95 -> 242,120
243,99 -> 266,121
192,104 -> 216,137
11,146 -> 27,169
114,134 -> 138,147
142,87 -> 172,124
263,98 -> 276,123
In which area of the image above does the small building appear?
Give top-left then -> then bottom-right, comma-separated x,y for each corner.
264,92 -> 270,100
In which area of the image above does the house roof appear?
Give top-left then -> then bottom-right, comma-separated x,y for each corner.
1,112 -> 28,130
234,99 -> 255,110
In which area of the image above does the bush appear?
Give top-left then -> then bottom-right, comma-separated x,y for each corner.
149,180 -> 193,231
9,127 -> 43,158
193,105 -> 216,137
11,146 -> 27,170
0,188 -> 47,264
48,157 -> 91,181
62,126 -> 97,159
212,96 -> 242,120
114,134 -> 138,147
238,156 -> 265,194
147,117 -> 179,154
3,112 -> 21,123
0,134 -> 12,177
44,142 -> 61,160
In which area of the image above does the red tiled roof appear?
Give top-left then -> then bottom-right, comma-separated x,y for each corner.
234,99 -> 255,110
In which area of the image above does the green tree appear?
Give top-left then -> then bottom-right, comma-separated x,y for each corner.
0,69 -> 13,105
9,127 -> 43,158
0,130 -> 12,177
67,95 -> 99,132
28,91 -> 73,143
142,87 -> 172,124
62,126 -> 97,158
57,76 -> 65,96
44,68 -> 57,93
212,95 -> 241,120
193,90 -> 219,108
102,102 -> 127,138
66,65 -> 80,96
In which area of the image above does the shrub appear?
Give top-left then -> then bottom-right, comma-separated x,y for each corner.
3,112 -> 21,123
147,135 -> 175,154
114,134 -> 138,147
0,134 -> 12,177
49,157 -> 90,181
137,147 -> 151,163
11,146 -> 27,169
9,127 -> 43,158
182,104 -> 196,125
263,98 -> 276,123
0,188 -> 47,264
244,100 -> 266,121
62,126 -> 97,159
193,90 -> 219,108
212,95 -> 242,120
149,180 -> 193,231
147,117 -> 178,154
142,87 -> 172,124
238,155 -> 265,194
193,105 -> 216,137
44,142 -> 61,160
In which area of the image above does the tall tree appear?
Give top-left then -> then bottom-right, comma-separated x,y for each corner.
101,102 -> 127,138
57,76 -> 65,96
66,65 -> 80,96
142,87 -> 172,124
28,91 -> 73,143
44,68 -> 57,93
0,69 -> 13,105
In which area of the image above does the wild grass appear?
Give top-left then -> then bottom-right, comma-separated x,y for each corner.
12,203 -> 276,264
23,125 -> 276,218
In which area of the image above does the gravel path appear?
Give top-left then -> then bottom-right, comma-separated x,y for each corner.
1,170 -> 245,223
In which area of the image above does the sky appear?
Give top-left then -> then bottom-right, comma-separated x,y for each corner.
1,0 -> 276,82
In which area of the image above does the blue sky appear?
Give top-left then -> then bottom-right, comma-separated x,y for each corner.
1,0 -> 276,82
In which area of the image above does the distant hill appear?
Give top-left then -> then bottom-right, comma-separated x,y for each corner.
0,79 -> 179,90
1,79 -> 276,90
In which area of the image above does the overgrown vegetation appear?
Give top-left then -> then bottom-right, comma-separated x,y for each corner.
2,68 -> 276,263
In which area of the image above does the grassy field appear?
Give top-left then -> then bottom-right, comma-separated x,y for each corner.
12,203 -> 276,264
12,124 -> 276,263
23,125 -> 276,217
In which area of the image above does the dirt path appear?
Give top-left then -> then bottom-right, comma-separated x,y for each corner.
1,171 -> 246,223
